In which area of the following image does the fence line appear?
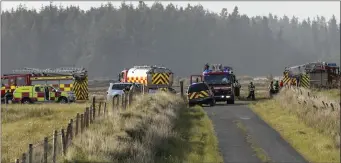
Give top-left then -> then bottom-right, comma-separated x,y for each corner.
13,82 -> 186,163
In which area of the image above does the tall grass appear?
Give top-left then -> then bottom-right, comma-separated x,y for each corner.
274,87 -> 340,147
64,92 -> 186,163
2,103 -> 88,163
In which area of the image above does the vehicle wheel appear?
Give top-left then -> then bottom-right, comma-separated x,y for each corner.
209,99 -> 215,107
59,97 -> 68,104
21,98 -> 31,104
227,99 -> 235,104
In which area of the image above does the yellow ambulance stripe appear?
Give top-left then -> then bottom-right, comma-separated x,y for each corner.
188,90 -> 209,99
152,73 -> 170,85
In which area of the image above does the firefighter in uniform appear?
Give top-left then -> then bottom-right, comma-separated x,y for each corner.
269,81 -> 274,98
247,82 -> 255,100
274,80 -> 279,93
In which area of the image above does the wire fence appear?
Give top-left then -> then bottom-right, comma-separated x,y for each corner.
14,96 -> 111,163
13,82 -> 187,163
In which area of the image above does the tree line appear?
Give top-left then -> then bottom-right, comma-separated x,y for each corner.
1,1 -> 340,78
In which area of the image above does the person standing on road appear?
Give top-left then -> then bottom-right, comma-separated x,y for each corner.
247,82 -> 255,100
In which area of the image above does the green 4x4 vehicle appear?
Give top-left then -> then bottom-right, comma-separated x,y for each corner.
12,85 -> 76,104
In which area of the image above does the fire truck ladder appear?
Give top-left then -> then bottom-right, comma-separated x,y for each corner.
12,67 -> 86,75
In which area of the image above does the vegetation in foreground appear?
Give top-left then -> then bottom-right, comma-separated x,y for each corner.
2,103 -> 88,163
250,87 -> 340,163
64,92 -> 223,163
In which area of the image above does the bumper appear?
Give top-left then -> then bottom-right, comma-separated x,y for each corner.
188,97 -> 214,105
214,95 -> 233,101
68,96 -> 76,102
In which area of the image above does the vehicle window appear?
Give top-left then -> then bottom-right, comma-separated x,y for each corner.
188,83 -> 209,93
47,86 -> 55,92
59,80 -> 73,84
1,79 -> 8,86
32,80 -> 47,85
16,77 -> 26,86
46,80 -> 59,85
112,84 -> 124,90
35,87 -> 42,92
9,78 -> 15,85
204,74 -> 231,84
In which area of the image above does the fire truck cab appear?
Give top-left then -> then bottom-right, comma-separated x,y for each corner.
190,64 -> 236,104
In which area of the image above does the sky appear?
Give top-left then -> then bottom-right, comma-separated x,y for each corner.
1,1 -> 340,22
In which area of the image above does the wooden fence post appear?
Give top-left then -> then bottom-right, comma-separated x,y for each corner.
104,103 -> 107,116
127,92 -> 131,107
28,144 -> 33,163
21,153 -> 26,163
70,119 -> 73,140
112,96 -> 115,110
116,96 -> 120,109
43,137 -> 48,163
66,123 -> 70,148
180,81 -> 184,97
90,107 -> 93,124
93,103 -> 96,120
75,113 -> 79,136
92,96 -> 96,112
121,94 -> 125,109
124,93 -> 128,110
52,130 -> 57,163
98,104 -> 101,116
85,107 -> 89,127
61,129 -> 66,155
80,114 -> 84,133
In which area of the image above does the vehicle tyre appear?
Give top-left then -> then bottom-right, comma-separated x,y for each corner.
209,99 -> 215,107
59,97 -> 68,104
21,98 -> 31,104
227,99 -> 235,104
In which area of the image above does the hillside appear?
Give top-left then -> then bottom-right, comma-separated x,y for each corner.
1,1 -> 340,78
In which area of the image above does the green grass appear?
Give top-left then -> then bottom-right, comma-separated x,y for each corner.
235,120 -> 271,163
250,99 -> 340,163
162,105 -> 223,163
2,103 -> 89,163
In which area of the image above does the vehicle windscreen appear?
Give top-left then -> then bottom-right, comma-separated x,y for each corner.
204,74 -> 231,84
1,78 -> 9,86
188,83 -> 208,93
112,84 -> 131,90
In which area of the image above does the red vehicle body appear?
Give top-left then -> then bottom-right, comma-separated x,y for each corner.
1,74 -> 32,97
190,64 -> 236,104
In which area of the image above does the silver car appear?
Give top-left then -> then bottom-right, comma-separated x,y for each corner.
106,83 -> 142,101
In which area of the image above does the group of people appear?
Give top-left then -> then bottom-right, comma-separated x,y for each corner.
247,79 -> 286,100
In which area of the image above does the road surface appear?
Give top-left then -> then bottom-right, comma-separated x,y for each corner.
204,101 -> 307,163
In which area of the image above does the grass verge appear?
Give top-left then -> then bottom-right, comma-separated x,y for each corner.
63,92 -> 223,163
249,87 -> 340,163
234,120 -> 271,163
2,103 -> 89,163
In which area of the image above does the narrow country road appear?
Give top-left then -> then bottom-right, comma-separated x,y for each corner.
204,101 -> 307,163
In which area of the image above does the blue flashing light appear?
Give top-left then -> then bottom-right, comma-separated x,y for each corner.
327,63 -> 337,67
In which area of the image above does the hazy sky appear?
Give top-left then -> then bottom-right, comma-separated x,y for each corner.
2,1 -> 340,22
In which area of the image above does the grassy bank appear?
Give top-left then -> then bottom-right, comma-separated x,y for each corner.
64,92 -> 222,163
250,87 -> 340,163
2,103 -> 89,163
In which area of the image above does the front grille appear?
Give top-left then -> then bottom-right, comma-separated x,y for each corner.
213,89 -> 231,95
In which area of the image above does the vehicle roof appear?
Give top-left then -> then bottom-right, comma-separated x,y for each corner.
204,71 -> 229,75
110,82 -> 142,85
